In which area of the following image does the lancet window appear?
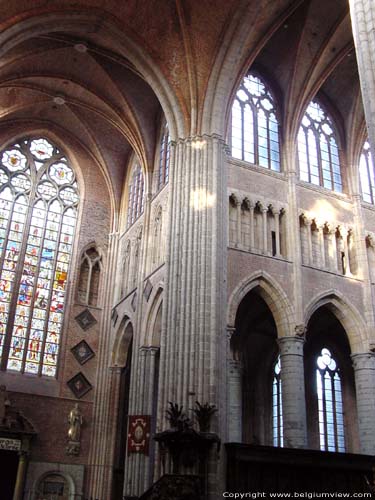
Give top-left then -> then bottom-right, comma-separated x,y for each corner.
316,348 -> 345,452
272,356 -> 283,447
298,101 -> 342,192
0,137 -> 79,376
158,123 -> 170,190
127,163 -> 145,227
231,73 -> 280,171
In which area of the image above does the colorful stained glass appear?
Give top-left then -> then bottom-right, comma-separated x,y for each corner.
0,137 -> 79,377
30,138 -> 54,160
50,162 -> 74,185
2,149 -> 27,171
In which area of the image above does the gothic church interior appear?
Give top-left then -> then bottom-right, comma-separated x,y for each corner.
1,0 -> 375,499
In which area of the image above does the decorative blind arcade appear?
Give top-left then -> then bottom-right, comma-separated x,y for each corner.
0,138 -> 79,377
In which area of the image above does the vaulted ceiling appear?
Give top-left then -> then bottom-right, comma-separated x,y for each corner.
0,0 -> 364,208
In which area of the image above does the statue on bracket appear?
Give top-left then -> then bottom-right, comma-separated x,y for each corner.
66,403 -> 83,456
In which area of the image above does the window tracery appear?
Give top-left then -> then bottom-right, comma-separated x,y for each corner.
77,246 -> 101,307
359,140 -> 375,204
0,137 -> 79,377
316,348 -> 345,452
231,73 -> 280,171
272,356 -> 283,447
127,163 -> 145,227
298,101 -> 342,192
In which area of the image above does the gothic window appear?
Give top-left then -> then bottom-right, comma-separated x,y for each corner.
316,348 -> 345,452
359,140 -> 375,204
127,163 -> 145,227
298,101 -> 342,192
230,73 -> 280,171
272,356 -> 283,447
158,123 -> 170,190
77,246 -> 101,307
0,137 -> 79,377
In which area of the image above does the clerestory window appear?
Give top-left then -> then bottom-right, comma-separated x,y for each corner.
0,137 -> 79,377
158,123 -> 170,190
230,73 -> 280,171
298,101 -> 342,192
127,163 -> 145,228
359,140 -> 375,204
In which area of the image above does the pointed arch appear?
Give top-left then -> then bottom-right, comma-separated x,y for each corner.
304,290 -> 368,353
144,286 -> 164,347
227,270 -> 295,338
111,315 -> 134,367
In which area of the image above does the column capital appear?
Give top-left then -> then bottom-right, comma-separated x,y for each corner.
139,346 -> 160,355
351,352 -> 375,371
278,335 -> 305,355
226,326 -> 236,340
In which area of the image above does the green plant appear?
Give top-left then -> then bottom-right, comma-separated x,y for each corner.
166,402 -> 191,430
191,401 -> 217,432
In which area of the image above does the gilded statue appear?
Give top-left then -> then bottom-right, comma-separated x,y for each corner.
68,404 -> 83,442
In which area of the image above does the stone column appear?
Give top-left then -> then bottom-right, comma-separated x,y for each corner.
262,207 -> 268,255
157,134 -> 227,423
12,451 -> 28,500
236,198 -> 242,247
278,335 -> 307,448
273,209 -> 281,258
317,224 -> 325,268
226,327 -> 242,442
86,232 -> 120,500
329,228 -> 339,273
349,0 -> 375,158
305,219 -> 313,266
352,352 -> 375,455
249,202 -> 255,251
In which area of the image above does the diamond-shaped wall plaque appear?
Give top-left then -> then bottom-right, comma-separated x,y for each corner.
67,372 -> 92,399
143,279 -> 153,302
71,340 -> 95,365
75,308 -> 97,331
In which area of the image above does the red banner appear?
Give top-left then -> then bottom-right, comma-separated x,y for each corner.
127,415 -> 151,455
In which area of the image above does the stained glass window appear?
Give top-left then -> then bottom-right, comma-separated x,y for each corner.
0,137 -> 79,377
298,101 -> 342,192
316,348 -> 345,452
359,140 -> 375,204
272,356 -> 283,447
158,123 -> 170,190
127,163 -> 145,227
230,73 -> 280,171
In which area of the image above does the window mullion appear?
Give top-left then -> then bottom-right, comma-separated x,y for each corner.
37,203 -> 66,376
1,181 -> 38,371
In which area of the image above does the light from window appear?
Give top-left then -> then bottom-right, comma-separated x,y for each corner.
158,124 -> 170,190
0,137 -> 79,377
127,164 -> 145,227
272,356 -> 283,447
231,73 -> 280,171
359,140 -> 375,204
298,101 -> 342,192
316,348 -> 345,452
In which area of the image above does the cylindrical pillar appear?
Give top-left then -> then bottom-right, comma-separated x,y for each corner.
352,352 -> 375,455
278,335 -> 307,448
13,451 -> 28,500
